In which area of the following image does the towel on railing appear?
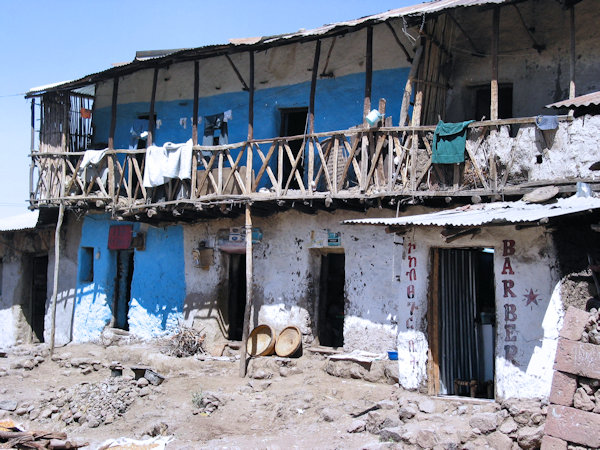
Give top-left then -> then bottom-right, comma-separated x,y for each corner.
143,139 -> 193,188
79,148 -> 108,183
432,120 -> 474,164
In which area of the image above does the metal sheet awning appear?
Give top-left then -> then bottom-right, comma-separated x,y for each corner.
343,196 -> 600,227
0,211 -> 40,232
546,91 -> 600,109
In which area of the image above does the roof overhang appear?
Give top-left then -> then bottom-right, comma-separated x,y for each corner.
26,0 -> 511,97
343,196 -> 600,228
546,91 -> 600,110
0,211 -> 40,232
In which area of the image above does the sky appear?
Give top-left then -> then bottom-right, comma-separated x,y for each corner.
0,0 -> 418,219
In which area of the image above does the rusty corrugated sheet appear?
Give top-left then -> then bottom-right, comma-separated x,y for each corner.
343,196 -> 600,227
27,0 -> 510,96
546,91 -> 600,109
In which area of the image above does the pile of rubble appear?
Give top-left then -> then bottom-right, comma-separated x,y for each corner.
544,306 -> 600,449
14,376 -> 160,429
344,393 -> 545,449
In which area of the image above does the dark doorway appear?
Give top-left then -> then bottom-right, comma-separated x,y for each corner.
280,108 -> 308,190
31,255 -> 48,343
474,84 -> 513,120
430,248 -> 495,398
114,250 -> 134,330
318,253 -> 345,347
227,254 -> 246,341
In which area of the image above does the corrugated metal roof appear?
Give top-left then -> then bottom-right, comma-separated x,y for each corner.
27,0 -> 509,96
546,91 -> 600,109
343,196 -> 600,227
0,211 -> 40,232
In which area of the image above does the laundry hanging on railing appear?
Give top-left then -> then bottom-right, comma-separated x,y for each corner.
79,148 -> 108,184
432,120 -> 474,164
143,139 -> 193,188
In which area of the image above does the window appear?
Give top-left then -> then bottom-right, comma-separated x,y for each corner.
79,247 -> 94,282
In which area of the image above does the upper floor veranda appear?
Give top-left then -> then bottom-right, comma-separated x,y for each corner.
27,0 -> 600,220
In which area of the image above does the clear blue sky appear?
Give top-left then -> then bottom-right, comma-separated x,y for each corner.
0,0 -> 417,219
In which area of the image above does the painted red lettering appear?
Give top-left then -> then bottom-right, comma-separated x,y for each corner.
504,303 -> 517,321
408,256 -> 417,268
407,243 -> 416,254
406,268 -> 417,281
504,345 -> 518,364
502,240 -> 516,257
505,324 -> 517,341
503,279 -> 516,298
501,257 -> 514,275
407,285 -> 415,299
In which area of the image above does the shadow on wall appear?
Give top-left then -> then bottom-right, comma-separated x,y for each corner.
183,292 -> 228,338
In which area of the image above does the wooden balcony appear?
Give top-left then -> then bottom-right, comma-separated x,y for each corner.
30,115 -> 591,217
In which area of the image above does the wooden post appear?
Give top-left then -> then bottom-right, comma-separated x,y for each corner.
363,26 -> 373,123
108,77 -> 119,201
148,68 -> 159,147
192,62 -> 200,146
239,204 -> 253,377
309,40 -> 321,135
240,51 -> 255,377
490,8 -> 499,121
399,45 -> 423,127
49,202 -> 64,355
30,99 -> 35,202
569,5 -> 576,100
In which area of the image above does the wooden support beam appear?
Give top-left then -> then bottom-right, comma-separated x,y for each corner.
490,8 -> 499,121
225,54 -> 249,91
511,4 -> 545,53
399,44 -> 424,127
239,204 -> 253,377
147,68 -> 158,146
309,40 -> 321,134
384,22 -> 413,63
446,12 -> 484,56
108,77 -> 119,150
363,26 -> 373,123
319,37 -> 336,77
246,51 -> 254,193
569,5 -> 576,100
193,61 -> 199,146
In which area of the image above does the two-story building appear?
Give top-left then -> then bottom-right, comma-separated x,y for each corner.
20,0 -> 600,400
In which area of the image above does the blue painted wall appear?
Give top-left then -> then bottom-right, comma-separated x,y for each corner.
92,68 -> 409,188
73,214 -> 185,341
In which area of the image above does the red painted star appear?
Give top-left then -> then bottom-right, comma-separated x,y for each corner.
524,289 -> 540,306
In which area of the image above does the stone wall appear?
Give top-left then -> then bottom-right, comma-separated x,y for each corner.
543,306 -> 600,449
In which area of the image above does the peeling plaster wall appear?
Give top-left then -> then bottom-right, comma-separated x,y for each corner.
182,207 -> 429,354
467,115 -> 600,184
0,256 -> 27,347
391,225 -> 561,399
72,214 -> 185,343
446,0 -> 600,121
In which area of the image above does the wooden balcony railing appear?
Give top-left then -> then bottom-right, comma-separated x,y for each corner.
29,116 -> 577,212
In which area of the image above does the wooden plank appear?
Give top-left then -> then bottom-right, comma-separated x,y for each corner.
217,150 -> 224,195
453,164 -> 460,191
239,204 -> 253,378
190,152 -> 198,200
148,68 -> 158,146
277,142 -> 284,195
338,135 -> 360,191
308,139 -> 315,194
49,202 -> 64,356
224,147 -> 248,194
309,40 -> 321,134
464,128 -> 490,190
283,141 -> 306,194
365,134 -> 387,187
131,157 -> 147,200
491,7 -> 499,121
314,139 -> 333,192
332,136 -> 339,194
197,153 -> 217,193
252,142 -> 277,191
246,52 -> 254,194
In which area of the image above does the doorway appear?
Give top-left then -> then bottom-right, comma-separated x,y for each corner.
280,107 -> 308,190
31,255 -> 48,343
227,254 -> 246,341
429,248 -> 495,398
114,250 -> 134,330
318,253 -> 345,347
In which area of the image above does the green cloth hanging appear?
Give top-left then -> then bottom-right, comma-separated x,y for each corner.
432,120 -> 474,164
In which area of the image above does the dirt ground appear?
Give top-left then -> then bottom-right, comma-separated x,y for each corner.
0,341 -> 545,449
